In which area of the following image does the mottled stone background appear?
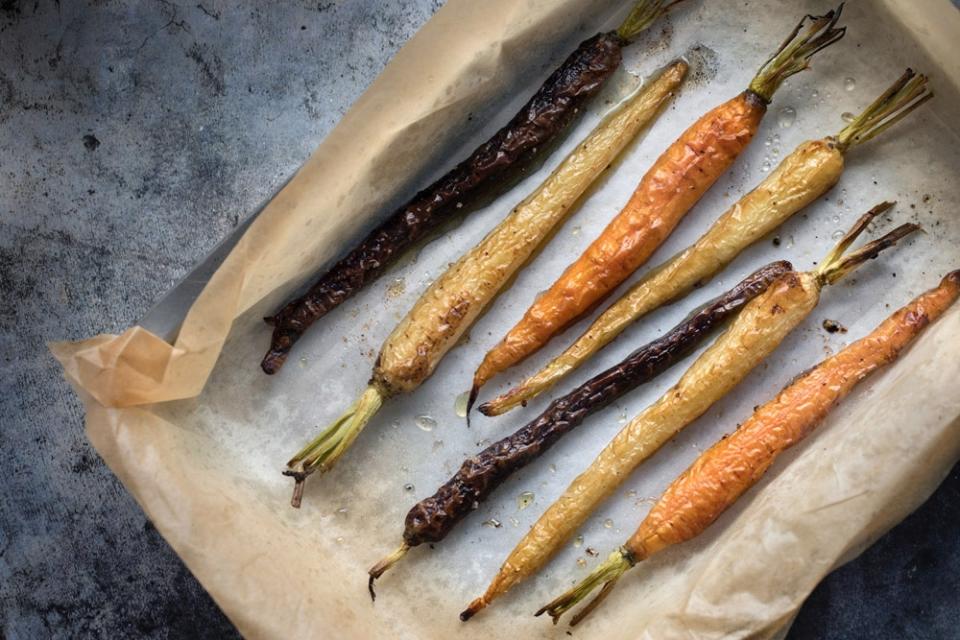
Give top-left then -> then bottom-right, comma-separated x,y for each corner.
0,1 -> 957,638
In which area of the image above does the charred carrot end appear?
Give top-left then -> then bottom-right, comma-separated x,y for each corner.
748,5 -> 846,103
283,385 -> 385,507
460,599 -> 486,622
835,69 -> 933,150
535,548 -> 635,625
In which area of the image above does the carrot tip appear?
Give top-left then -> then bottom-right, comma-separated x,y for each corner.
465,385 -> 480,420
367,542 -> 410,602
460,598 -> 484,622
261,345 -> 293,374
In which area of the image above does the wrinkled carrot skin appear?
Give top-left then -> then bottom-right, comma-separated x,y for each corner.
373,62 -> 688,396
472,91 -> 767,391
628,271 -> 960,560
467,270 -> 819,612
482,138 -> 845,415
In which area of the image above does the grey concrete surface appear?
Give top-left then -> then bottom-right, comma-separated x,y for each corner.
0,1 -> 957,638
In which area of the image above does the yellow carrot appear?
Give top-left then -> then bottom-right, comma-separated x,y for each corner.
460,204 -> 917,619
538,270 -> 960,626
282,63 -> 687,506
482,69 -> 932,416
467,8 -> 846,410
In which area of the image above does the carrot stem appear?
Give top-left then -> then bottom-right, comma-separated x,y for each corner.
283,386 -> 385,507
617,0 -> 686,42
534,548 -> 634,624
748,5 -> 846,102
816,202 -> 920,286
835,69 -> 933,150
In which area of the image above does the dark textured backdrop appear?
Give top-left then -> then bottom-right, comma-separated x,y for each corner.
1,1 -> 957,638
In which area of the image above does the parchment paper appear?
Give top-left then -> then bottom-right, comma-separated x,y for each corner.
51,0 -> 960,638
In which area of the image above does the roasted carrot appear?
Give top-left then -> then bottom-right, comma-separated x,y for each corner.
467,7 -> 847,411
537,271 -> 960,626
460,205 -> 916,620
366,261 -> 790,596
481,68 -> 933,416
260,0 -> 682,374
282,62 -> 688,507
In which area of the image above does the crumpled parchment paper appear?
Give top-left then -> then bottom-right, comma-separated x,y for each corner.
51,0 -> 960,638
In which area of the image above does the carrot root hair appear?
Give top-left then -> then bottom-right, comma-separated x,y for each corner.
617,0 -> 688,42
465,384 -> 480,425
367,543 -> 410,602
535,548 -> 634,626
835,69 -> 933,150
748,5 -> 846,102
283,385 -> 385,507
816,202 -> 920,286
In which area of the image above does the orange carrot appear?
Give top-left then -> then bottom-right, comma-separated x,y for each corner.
468,8 -> 846,408
537,270 -> 960,626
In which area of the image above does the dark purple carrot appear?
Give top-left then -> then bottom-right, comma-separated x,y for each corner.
261,0 -> 686,374
366,260 -> 791,597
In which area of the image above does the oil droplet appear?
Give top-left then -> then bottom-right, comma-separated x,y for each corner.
482,518 -> 502,528
603,518 -> 614,529
508,517 -> 520,528
832,215 -> 840,224
571,225 -> 582,237
785,235 -> 795,250
386,277 -> 406,298
403,483 -> 415,492
844,77 -> 856,91
811,89 -> 820,99
618,408 -> 627,424
626,489 -> 638,498
517,491 -> 535,510
336,507 -> 348,516
415,415 -> 436,432
761,159 -> 771,173
335,536 -> 344,544
549,464 -> 557,474
391,420 -> 400,430
298,357 -> 308,369
777,106 -> 796,129
432,440 -> 444,451
841,111 -> 855,123
454,391 -> 469,418
577,557 -> 587,567
764,135 -> 772,147
574,535 -> 584,548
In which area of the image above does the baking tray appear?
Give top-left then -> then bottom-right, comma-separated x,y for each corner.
100,0 -> 960,637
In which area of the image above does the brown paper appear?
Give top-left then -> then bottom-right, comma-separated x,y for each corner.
51,0 -> 960,638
